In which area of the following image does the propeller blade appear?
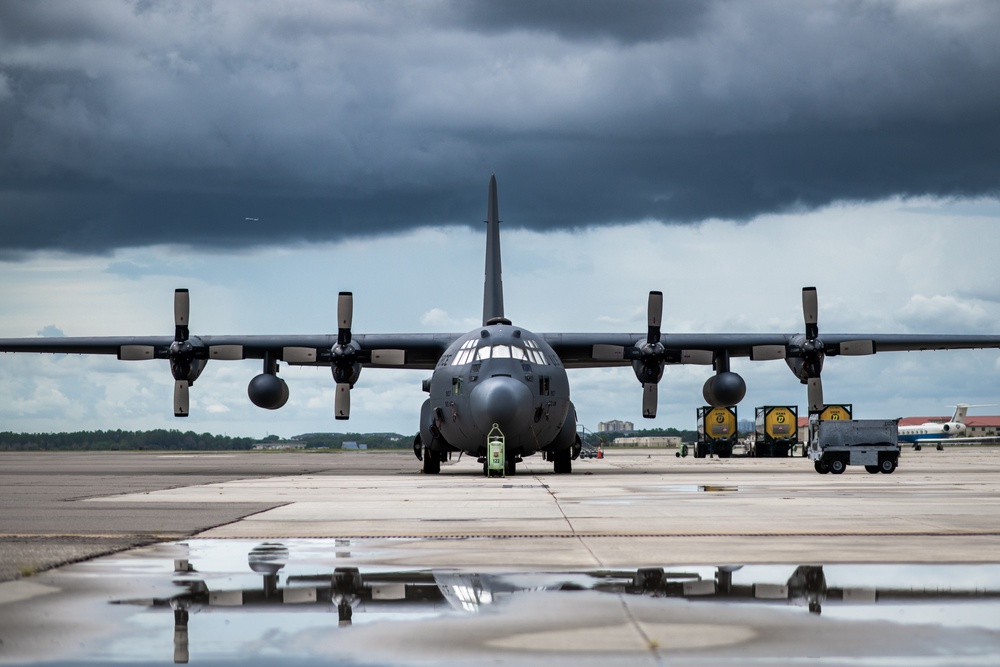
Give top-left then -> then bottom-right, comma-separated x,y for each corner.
338,292 -> 353,345
642,382 -> 658,418
647,291 -> 663,343
371,349 -> 406,365
119,345 -> 154,361
802,286 -> 818,340
839,340 -> 875,356
174,380 -> 190,417
335,382 -> 351,420
807,377 -> 824,414
174,288 -> 190,340
593,344 -> 626,361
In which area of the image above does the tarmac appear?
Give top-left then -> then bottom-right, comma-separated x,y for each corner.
3,446 -> 1000,578
2,447 -> 1000,665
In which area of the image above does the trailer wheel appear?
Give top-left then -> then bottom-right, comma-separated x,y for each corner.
879,458 -> 897,474
829,459 -> 846,475
814,461 -> 830,474
864,465 -> 880,474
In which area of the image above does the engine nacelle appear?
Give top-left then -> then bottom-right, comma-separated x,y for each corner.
332,360 -> 362,387
703,372 -> 746,407
631,358 -> 664,384
248,373 -> 290,410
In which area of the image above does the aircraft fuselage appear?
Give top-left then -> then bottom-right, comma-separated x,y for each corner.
417,319 -> 578,473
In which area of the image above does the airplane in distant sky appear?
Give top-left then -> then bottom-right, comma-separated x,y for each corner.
898,404 -> 1000,450
3,176 -> 1000,475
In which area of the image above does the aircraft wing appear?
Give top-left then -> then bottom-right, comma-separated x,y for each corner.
544,332 -> 1000,369
0,334 -> 457,370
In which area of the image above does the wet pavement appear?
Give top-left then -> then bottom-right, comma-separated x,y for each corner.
2,449 -> 1000,664
2,538 -> 1000,665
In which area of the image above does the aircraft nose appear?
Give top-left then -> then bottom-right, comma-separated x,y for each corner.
470,375 -> 534,433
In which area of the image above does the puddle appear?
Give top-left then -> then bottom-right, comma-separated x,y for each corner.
1,539 -> 999,665
653,485 -> 739,493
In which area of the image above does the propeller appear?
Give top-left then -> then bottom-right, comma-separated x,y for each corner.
120,289 -> 246,417
637,291 -> 665,418
592,291 -> 715,418
799,286 -> 825,413
780,286 -> 875,414
169,289 -> 199,417
332,292 -> 358,420
280,291 -> 405,420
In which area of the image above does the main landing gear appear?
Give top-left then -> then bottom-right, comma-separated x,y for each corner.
414,435 -> 447,474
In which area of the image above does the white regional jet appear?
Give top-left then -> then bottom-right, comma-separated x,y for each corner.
899,404 -> 1000,450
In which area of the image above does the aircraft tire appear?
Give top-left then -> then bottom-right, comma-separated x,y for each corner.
506,457 -> 517,476
422,448 -> 441,474
553,447 -> 572,474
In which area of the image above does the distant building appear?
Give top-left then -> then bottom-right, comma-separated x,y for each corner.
253,441 -> 306,450
613,436 -> 681,448
598,420 -> 634,433
342,441 -> 369,450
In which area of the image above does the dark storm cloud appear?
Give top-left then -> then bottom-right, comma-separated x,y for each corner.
1,0 -> 999,255
438,0 -> 716,42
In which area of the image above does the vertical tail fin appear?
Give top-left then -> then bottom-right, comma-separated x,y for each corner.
483,175 -> 505,325
951,404 -> 969,425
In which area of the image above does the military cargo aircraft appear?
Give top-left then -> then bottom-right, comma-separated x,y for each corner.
2,176 -> 1000,475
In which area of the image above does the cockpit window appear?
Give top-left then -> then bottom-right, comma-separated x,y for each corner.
452,339 -> 478,366
524,340 -> 546,365
451,339 -> 548,366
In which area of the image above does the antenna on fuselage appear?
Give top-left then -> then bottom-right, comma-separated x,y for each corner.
483,174 -> 505,326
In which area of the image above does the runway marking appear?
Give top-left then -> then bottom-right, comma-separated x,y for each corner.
0,533 -> 191,540
188,530 -> 1000,540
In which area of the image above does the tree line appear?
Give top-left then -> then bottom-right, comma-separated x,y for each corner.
0,427 -> 698,451
0,429 -> 256,451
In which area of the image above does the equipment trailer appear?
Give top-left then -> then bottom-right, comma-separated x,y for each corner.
808,418 -> 900,474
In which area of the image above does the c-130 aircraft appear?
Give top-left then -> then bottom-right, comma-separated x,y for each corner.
3,175 -> 1000,475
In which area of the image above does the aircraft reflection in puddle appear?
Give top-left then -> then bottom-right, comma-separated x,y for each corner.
110,541 -> 1000,664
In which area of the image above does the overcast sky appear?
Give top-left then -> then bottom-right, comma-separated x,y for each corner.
1,0 -> 999,438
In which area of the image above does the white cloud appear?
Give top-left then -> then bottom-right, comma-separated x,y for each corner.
897,294 -> 994,333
